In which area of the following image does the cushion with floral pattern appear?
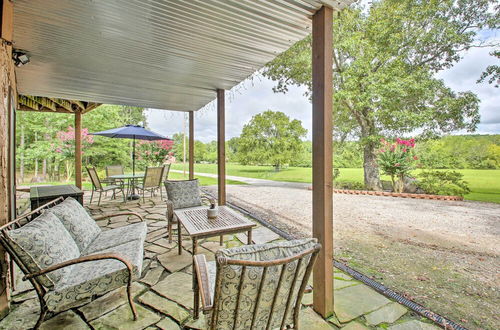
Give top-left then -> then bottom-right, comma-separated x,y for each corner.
6,211 -> 80,288
49,197 -> 101,251
164,179 -> 202,209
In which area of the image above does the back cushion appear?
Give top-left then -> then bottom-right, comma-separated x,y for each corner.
6,211 -> 79,288
49,197 -> 101,251
164,179 -> 202,209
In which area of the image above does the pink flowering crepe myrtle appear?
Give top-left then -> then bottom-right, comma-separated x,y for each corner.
54,126 -> 94,157
137,139 -> 174,165
378,137 -> 419,193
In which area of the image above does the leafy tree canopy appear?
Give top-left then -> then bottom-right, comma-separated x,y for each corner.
237,110 -> 307,170
263,0 -> 497,189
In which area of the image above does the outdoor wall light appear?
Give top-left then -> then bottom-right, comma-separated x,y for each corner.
12,49 -> 30,67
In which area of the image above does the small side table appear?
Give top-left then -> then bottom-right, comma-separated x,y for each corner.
30,185 -> 84,210
174,206 -> 256,255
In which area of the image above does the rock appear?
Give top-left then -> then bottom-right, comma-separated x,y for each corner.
184,314 -> 207,329
156,317 -> 181,330
157,249 -> 192,273
141,266 -> 165,286
145,244 -> 170,255
334,279 -> 359,290
302,292 -> 313,306
365,302 -> 407,325
251,227 -> 280,244
333,284 -> 390,323
298,307 -> 332,329
12,290 -> 37,303
403,177 -> 421,194
90,304 -> 161,330
79,282 -> 146,321
341,320 -> 370,330
151,272 -> 194,309
145,213 -> 166,220
40,311 -> 89,330
200,241 -> 226,253
154,238 -> 177,249
333,271 -> 352,281
0,299 -> 39,330
388,320 -> 441,330
138,291 -> 190,323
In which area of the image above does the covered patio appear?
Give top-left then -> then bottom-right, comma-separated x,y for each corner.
0,0 -> 442,329
2,194 -> 433,329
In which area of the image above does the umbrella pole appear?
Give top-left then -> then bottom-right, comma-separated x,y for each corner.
133,136 -> 136,177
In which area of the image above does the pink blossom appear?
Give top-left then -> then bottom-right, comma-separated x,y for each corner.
395,163 -> 400,167
403,148 -> 407,152
413,156 -> 418,160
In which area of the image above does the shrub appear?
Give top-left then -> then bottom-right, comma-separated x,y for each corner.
334,181 -> 365,190
417,171 -> 471,197
378,138 -> 418,193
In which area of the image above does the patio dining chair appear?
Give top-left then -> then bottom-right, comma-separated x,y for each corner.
164,179 -> 216,243
86,166 -> 125,205
136,166 -> 165,202
193,238 -> 321,329
103,165 -> 124,184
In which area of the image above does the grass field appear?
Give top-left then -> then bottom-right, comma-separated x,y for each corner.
171,163 -> 500,203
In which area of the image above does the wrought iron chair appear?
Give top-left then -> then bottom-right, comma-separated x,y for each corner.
193,238 -> 321,329
164,179 -> 216,243
86,166 -> 125,205
135,166 -> 165,202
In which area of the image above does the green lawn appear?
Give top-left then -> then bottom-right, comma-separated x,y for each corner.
171,163 -> 500,203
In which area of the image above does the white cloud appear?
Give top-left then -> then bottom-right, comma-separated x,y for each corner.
147,42 -> 499,142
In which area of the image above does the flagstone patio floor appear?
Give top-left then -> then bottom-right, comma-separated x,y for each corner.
1,192 -> 441,329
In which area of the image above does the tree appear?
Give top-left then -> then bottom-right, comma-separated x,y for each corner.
237,110 -> 307,170
478,50 -> 500,87
263,0 -> 496,190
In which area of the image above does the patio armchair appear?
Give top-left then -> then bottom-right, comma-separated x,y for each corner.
193,238 -> 321,329
136,166 -> 165,202
164,179 -> 216,243
0,197 -> 147,329
162,163 -> 171,181
86,166 -> 125,205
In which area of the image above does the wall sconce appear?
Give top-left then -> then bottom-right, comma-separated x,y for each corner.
12,49 -> 30,67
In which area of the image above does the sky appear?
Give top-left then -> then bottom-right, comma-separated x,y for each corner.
146,39 -> 499,143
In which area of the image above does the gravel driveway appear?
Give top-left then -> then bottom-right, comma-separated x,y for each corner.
204,184 -> 500,329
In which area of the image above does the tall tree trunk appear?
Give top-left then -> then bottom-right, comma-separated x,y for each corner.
363,141 -> 382,191
20,125 -> 24,183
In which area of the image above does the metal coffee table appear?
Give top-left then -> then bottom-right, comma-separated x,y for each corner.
174,205 -> 256,255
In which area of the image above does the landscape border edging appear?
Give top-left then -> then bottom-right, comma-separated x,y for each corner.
331,188 -> 464,201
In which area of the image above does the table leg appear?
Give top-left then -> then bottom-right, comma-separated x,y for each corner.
219,235 -> 223,246
178,222 -> 183,255
192,237 -> 198,256
248,229 -> 253,245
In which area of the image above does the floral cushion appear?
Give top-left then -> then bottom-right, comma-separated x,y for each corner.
49,197 -> 101,251
164,179 -> 202,209
83,222 -> 147,254
208,238 -> 318,329
44,239 -> 144,312
6,211 -> 80,288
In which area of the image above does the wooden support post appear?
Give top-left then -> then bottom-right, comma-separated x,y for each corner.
74,111 -> 82,189
312,5 -> 334,318
217,89 -> 226,205
0,0 -> 14,318
189,111 -> 194,180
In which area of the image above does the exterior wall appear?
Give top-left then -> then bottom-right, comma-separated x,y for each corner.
0,39 -> 16,318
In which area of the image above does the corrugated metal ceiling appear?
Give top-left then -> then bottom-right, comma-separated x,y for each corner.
14,0 -> 355,111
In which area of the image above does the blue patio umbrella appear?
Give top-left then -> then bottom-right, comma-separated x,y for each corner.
91,125 -> 170,176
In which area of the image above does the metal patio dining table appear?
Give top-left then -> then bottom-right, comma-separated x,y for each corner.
108,173 -> 144,200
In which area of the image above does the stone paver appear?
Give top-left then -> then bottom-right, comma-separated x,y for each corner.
334,278 -> 359,290
79,282 -> 146,321
334,283 -> 391,323
140,266 -> 165,286
183,315 -> 206,329
251,226 -> 281,244
151,272 -> 194,309
157,249 -> 192,272
90,304 -> 161,330
365,302 -> 408,325
138,291 -> 190,323
299,307 -> 332,329
0,299 -> 39,330
341,320 -> 370,330
388,320 -> 441,330
156,317 -> 181,330
39,311 -> 89,330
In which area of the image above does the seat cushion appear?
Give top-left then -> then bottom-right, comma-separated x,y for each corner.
164,179 -> 202,209
49,197 -> 101,251
83,222 -> 147,254
5,211 -> 80,288
44,239 -> 144,312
